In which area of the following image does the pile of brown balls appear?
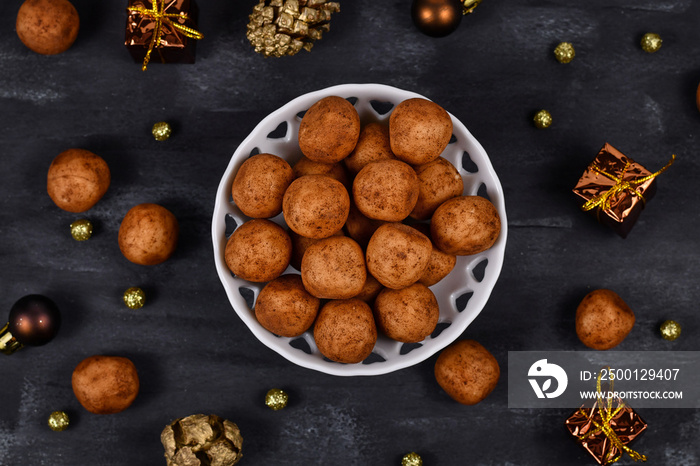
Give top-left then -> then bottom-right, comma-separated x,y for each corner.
225,95 -> 502,365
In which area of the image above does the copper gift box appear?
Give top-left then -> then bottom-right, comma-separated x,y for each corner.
573,143 -> 657,238
565,400 -> 647,465
125,0 -> 199,66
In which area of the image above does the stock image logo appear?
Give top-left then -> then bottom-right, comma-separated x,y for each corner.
528,359 -> 568,399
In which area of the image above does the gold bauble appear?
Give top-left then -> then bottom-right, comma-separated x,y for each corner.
70,219 -> 93,241
554,42 -> 575,64
152,121 -> 172,141
265,388 -> 289,410
48,411 -> 70,431
660,320 -> 681,341
123,287 -> 146,309
402,452 -> 423,466
533,109 -> 552,129
640,33 -> 662,53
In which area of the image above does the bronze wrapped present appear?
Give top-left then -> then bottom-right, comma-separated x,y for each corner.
572,143 -> 674,238
565,371 -> 647,465
125,0 -> 203,71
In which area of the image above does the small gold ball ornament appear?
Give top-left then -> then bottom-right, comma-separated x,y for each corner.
554,42 -> 575,63
152,121 -> 172,141
123,287 -> 146,309
640,33 -> 662,53
402,452 -> 423,466
660,320 -> 681,341
265,388 -> 289,410
48,411 -> 70,431
533,109 -> 552,129
70,219 -> 93,241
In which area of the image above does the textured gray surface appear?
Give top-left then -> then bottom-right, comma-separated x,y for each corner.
1,0 -> 699,465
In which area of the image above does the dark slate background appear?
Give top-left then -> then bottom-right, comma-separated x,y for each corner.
1,0 -> 699,465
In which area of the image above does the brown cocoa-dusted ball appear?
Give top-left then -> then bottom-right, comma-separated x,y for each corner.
353,160 -> 419,221
389,98 -> 453,165
344,123 -> 396,175
118,203 -> 179,265
255,274 -> 320,337
283,175 -> 350,239
344,202 -> 385,248
410,223 -> 456,287
288,228 -> 344,271
16,0 -> 79,55
298,96 -> 361,163
366,223 -> 432,289
434,340 -> 500,405
293,156 -> 350,190
431,196 -> 500,255
352,273 -> 383,304
225,219 -> 291,282
47,148 -> 110,213
410,157 -> 464,220
374,283 -> 439,343
576,289 -> 635,350
301,236 -> 366,299
231,153 -> 293,218
72,355 -> 139,414
313,299 -> 377,364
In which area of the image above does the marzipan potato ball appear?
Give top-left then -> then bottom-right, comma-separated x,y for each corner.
231,153 -> 293,218
410,223 -> 456,287
293,156 -> 350,189
288,228 -> 343,271
72,355 -> 139,414
389,98 -> 453,165
255,274 -> 320,337
374,283 -> 439,343
410,157 -> 464,220
298,96 -> 361,163
366,223 -> 432,289
16,0 -> 79,55
434,340 -> 500,405
301,236 -> 366,299
313,299 -> 377,364
283,175 -> 350,239
118,203 -> 179,265
576,289 -> 635,350
353,160 -> 419,221
431,196 -> 500,255
343,202 -> 384,248
225,219 -> 291,282
47,148 -> 110,213
344,122 -> 396,175
352,273 -> 383,304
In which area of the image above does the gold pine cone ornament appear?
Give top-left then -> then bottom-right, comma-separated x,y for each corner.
161,414 -> 243,466
247,0 -> 341,57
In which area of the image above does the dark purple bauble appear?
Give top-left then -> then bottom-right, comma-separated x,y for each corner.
8,295 -> 61,346
411,0 -> 463,38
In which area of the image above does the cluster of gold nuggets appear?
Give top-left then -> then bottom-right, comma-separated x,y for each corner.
247,0 -> 341,57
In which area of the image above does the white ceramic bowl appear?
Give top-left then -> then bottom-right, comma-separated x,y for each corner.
212,83 -> 507,376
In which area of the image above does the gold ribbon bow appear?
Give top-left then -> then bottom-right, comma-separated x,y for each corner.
581,154 -> 675,214
577,369 -> 647,464
127,0 -> 204,71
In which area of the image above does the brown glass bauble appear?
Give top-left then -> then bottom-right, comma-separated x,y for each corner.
411,0 -> 462,38
8,295 -> 61,346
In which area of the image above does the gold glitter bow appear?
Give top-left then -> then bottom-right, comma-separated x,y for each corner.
127,0 -> 204,71
581,154 -> 675,214
577,369 -> 647,464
